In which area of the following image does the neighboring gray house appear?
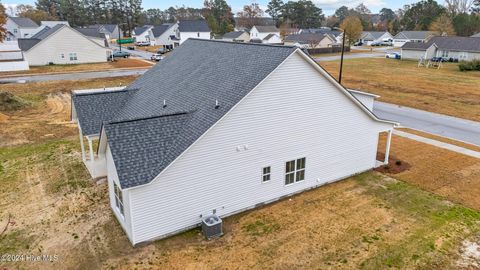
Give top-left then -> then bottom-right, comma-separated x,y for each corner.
85,24 -> 122,40
221,31 -> 250,42
393,31 -> 434,47
132,25 -> 153,44
71,39 -> 395,245
401,36 -> 480,61
359,31 -> 393,45
18,24 -> 109,66
5,16 -> 39,40
151,23 -> 179,49
177,20 -> 211,44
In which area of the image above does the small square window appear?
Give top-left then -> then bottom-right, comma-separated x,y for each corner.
262,166 -> 271,182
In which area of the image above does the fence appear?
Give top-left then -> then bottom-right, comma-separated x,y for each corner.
307,46 -> 351,55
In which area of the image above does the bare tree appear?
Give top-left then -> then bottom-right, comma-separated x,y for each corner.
445,0 -> 474,16
236,3 -> 264,29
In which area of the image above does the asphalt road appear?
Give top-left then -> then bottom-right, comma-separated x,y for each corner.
0,69 -> 148,83
114,45 -> 154,60
314,52 -> 385,61
373,101 -> 480,146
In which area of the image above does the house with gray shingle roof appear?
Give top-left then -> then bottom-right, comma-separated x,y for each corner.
401,36 -> 480,61
393,31 -> 435,47
5,16 -> 39,40
177,20 -> 211,44
72,39 -> 396,245
359,31 -> 393,45
17,24 -> 109,66
132,25 -> 154,44
284,33 -> 337,48
250,25 -> 281,44
221,30 -> 250,42
151,23 -> 179,49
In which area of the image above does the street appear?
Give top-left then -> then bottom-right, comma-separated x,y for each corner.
374,101 -> 480,146
114,45 -> 155,60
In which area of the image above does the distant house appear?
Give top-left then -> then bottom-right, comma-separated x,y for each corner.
401,36 -> 480,61
132,25 -> 154,44
85,24 -> 122,40
75,27 -> 110,47
250,25 -> 281,44
71,39 -> 395,245
40,21 -> 70,28
5,16 -> 39,40
151,23 -> 179,49
299,28 -> 343,44
359,31 -> 393,45
284,33 -> 337,48
0,41 -> 29,71
471,33 -> 480,38
18,24 -> 109,66
177,20 -> 211,44
221,31 -> 250,42
393,31 -> 434,47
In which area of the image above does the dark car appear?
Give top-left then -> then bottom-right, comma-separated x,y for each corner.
112,51 -> 131,58
127,46 -> 135,50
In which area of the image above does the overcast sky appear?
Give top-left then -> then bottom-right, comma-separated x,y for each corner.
4,0 -> 446,15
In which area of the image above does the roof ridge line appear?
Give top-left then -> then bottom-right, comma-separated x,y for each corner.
188,38 -> 296,49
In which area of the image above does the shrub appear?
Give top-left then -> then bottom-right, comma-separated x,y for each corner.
459,59 -> 480,71
395,160 -> 402,166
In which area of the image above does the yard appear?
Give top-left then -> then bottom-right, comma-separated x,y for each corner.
0,58 -> 152,77
0,80 -> 479,269
320,58 -> 480,121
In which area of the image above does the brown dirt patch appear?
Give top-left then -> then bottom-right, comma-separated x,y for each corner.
375,152 -> 412,174
378,133 -> 480,210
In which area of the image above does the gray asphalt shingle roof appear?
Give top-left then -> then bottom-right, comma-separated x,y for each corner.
394,31 -> 434,40
75,39 -> 296,189
178,20 -> 210,32
9,16 -> 38,28
31,24 -> 64,39
254,25 -> 279,33
75,27 -> 107,39
361,31 -> 389,40
134,26 -> 152,35
17,38 -> 41,51
151,24 -> 173,37
402,36 -> 480,53
285,33 -> 329,44
18,25 -> 64,51
222,31 -> 246,39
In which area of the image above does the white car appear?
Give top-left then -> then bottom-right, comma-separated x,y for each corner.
135,41 -> 150,46
151,54 -> 164,62
385,52 -> 400,59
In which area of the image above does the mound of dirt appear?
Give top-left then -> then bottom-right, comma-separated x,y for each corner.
375,153 -> 411,174
0,91 -> 30,111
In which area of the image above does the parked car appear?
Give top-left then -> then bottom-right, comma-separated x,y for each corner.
157,47 -> 167,54
354,41 -> 363,46
150,54 -> 164,62
135,41 -> 150,46
127,46 -> 135,50
112,50 -> 131,58
385,52 -> 401,59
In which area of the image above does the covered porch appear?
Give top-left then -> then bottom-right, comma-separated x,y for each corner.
78,130 -> 107,179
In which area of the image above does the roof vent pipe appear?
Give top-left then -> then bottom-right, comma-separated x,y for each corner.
163,99 -> 167,108
215,99 -> 219,109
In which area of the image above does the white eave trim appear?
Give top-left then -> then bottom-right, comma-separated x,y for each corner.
348,89 -> 380,98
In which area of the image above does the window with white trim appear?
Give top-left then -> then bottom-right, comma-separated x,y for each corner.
262,166 -> 271,182
441,50 -> 449,58
113,182 -> 124,217
285,157 -> 306,185
69,52 -> 78,61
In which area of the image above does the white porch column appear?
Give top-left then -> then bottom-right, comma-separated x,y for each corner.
88,137 -> 94,162
78,128 -> 86,162
384,129 -> 393,165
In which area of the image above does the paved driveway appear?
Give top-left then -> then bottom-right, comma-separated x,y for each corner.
113,45 -> 154,60
373,101 -> 480,146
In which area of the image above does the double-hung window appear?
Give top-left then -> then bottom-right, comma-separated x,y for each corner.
285,157 -> 306,185
113,182 -> 124,217
69,52 -> 78,61
262,166 -> 271,182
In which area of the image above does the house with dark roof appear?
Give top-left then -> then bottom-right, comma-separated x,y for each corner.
284,33 -> 337,48
84,24 -> 122,40
132,25 -> 154,44
71,39 -> 396,245
359,31 -> 393,45
5,16 -> 39,40
393,31 -> 435,47
250,25 -> 281,44
401,36 -> 480,61
151,23 -> 179,49
75,27 -> 110,47
221,30 -> 250,42
177,20 -> 211,44
17,24 -> 109,66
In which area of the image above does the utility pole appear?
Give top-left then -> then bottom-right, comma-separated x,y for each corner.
333,27 -> 346,84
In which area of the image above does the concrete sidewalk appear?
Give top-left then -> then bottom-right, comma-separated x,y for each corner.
394,130 -> 480,159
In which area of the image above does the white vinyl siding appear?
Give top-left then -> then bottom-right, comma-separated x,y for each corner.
154,23 -> 178,46
118,51 -> 392,245
23,26 -> 108,66
179,31 -> 210,44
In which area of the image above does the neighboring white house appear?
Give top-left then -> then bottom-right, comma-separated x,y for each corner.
284,33 -> 337,48
262,33 -> 283,44
177,20 -> 211,44
85,24 -> 122,40
71,39 -> 396,245
75,27 -> 110,47
151,23 -> 179,49
18,24 -> 109,66
132,25 -> 154,44
250,25 -> 280,43
393,31 -> 434,47
401,36 -> 480,61
221,31 -> 250,42
5,16 -> 39,40
40,21 -> 70,28
359,31 -> 393,45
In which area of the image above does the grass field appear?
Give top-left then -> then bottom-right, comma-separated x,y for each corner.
320,58 -> 480,121
0,58 -> 152,76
